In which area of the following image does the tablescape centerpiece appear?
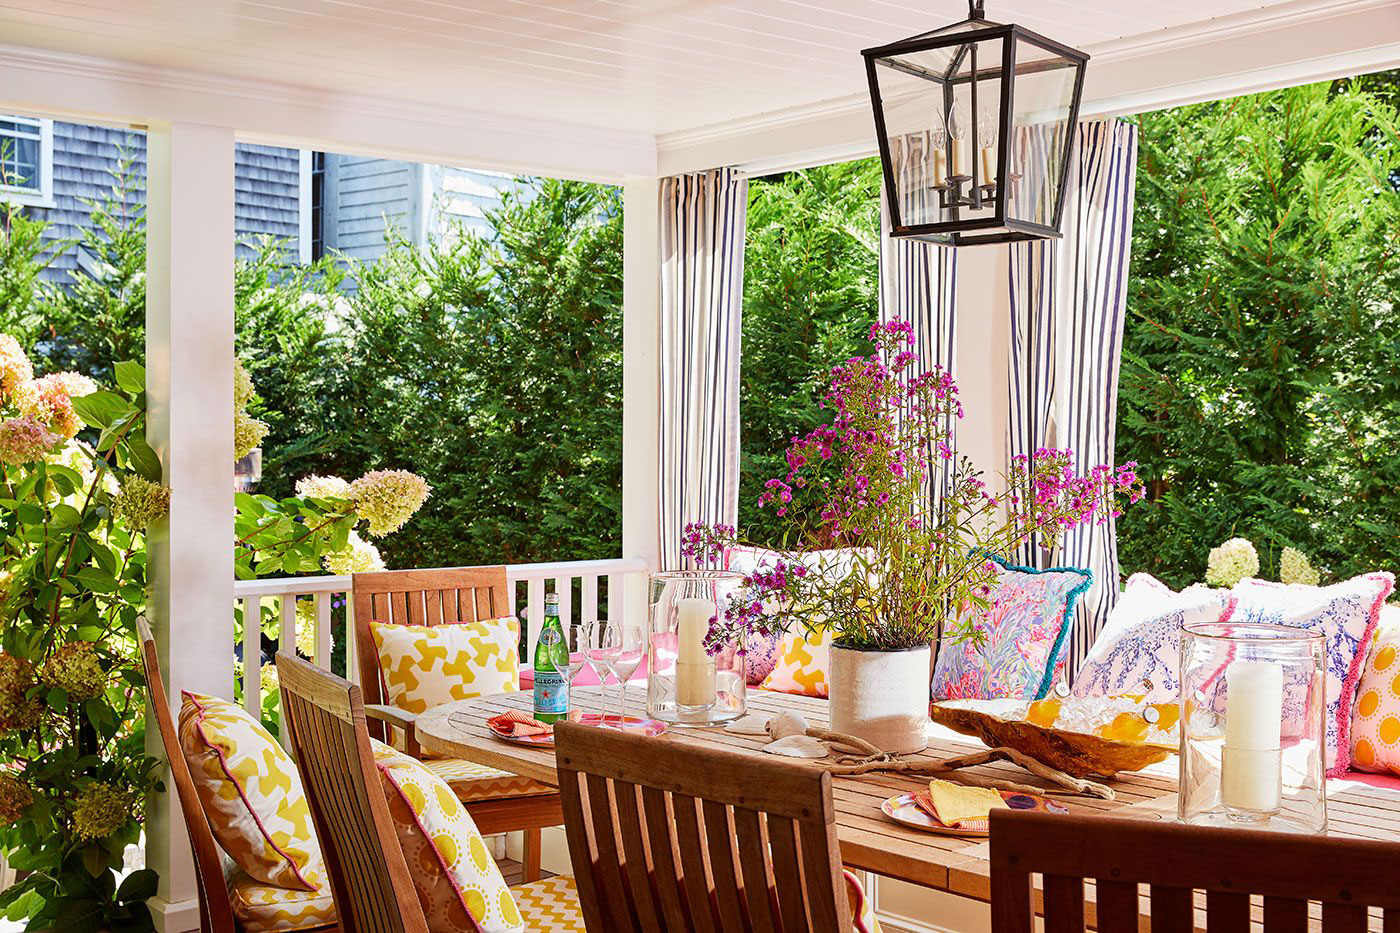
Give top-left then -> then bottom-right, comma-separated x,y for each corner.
1177,621 -> 1327,833
688,319 -> 1143,754
646,570 -> 749,725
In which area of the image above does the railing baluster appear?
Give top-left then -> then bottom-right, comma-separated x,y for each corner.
344,592 -> 357,684
315,592 -> 332,670
553,576 -> 573,627
582,574 -> 598,626
526,577 -> 545,654
242,595 -> 261,717
607,573 -> 621,623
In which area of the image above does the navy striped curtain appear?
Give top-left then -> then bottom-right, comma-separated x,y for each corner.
879,191 -> 958,513
659,168 -> 748,570
1007,120 -> 1139,681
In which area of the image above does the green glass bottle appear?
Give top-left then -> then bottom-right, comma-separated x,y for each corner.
532,593 -> 568,723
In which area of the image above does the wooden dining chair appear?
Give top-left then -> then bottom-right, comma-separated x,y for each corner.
553,719 -> 855,933
990,809 -> 1400,932
137,619 -> 338,933
351,565 -> 559,880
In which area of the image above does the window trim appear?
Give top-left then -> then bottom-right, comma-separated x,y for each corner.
0,116 -> 55,209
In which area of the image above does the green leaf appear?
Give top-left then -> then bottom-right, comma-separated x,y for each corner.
50,504 -> 82,529
46,687 -> 68,710
74,568 -> 118,593
71,391 -> 131,431
124,434 -> 162,482
113,361 -> 146,395
80,846 -> 107,878
114,868 -> 157,903
14,504 -> 44,524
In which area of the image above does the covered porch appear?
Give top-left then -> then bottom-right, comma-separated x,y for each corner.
1,1 -> 1399,930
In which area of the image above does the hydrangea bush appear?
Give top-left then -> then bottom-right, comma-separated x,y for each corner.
0,340 -> 168,930
689,320 -> 1144,652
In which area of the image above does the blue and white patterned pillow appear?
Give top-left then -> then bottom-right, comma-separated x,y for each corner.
1230,573 -> 1394,776
1073,574 -> 1235,703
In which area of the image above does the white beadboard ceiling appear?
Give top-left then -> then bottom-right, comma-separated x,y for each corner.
0,0 -> 1389,138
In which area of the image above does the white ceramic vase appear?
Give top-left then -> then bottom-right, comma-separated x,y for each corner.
828,643 -> 932,754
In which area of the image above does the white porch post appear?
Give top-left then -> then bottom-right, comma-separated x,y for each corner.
955,245 -> 1011,477
621,177 -> 662,623
144,121 -> 236,933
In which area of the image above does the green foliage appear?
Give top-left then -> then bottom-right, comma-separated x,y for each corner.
739,160 -> 882,545
283,178 -> 625,569
1117,74 -> 1400,587
0,352 -> 164,931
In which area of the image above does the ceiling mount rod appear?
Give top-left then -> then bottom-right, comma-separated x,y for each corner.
968,0 -> 986,20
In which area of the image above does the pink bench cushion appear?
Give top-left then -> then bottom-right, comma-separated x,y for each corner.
1334,769 -> 1400,792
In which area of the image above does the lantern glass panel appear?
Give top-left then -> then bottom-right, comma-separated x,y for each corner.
1005,36 -> 1082,227
875,32 -> 1005,232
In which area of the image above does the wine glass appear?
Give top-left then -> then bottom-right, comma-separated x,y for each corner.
608,622 -> 646,727
551,623 -> 592,712
582,621 -> 619,718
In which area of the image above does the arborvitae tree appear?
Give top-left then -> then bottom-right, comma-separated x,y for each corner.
1117,73 -> 1400,586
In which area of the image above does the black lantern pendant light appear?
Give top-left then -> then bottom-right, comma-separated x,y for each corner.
863,0 -> 1088,245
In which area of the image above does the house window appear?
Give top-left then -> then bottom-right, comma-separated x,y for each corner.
310,151 -> 326,261
0,116 -> 53,207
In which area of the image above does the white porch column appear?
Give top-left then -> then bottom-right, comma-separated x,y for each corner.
621,177 -> 662,623
954,244 -> 1011,478
144,122 -> 236,933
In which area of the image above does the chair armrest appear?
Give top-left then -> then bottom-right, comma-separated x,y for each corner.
364,704 -> 420,757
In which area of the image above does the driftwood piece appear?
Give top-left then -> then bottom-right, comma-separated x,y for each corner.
804,727 -> 1116,801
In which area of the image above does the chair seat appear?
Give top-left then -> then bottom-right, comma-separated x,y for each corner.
425,757 -> 557,802
228,868 -> 338,932
512,874 -> 586,931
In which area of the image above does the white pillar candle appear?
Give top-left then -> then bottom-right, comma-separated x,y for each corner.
1221,660 -> 1284,812
675,597 -> 715,707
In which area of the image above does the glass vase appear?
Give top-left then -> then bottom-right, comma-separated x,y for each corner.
646,571 -> 747,726
1178,622 -> 1326,833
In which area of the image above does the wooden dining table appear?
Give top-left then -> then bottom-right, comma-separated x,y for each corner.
416,686 -> 1400,928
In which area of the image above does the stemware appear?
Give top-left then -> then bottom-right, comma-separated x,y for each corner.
550,623 -> 593,712
608,622 -> 646,726
582,620 -> 619,715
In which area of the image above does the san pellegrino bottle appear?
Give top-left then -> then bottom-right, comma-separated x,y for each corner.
532,593 -> 568,723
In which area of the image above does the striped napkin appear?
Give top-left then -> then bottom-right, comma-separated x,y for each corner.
487,709 -> 581,738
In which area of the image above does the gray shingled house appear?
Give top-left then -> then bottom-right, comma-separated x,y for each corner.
1,115 -> 515,284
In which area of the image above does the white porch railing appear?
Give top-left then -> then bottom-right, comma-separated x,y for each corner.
232,557 -> 649,728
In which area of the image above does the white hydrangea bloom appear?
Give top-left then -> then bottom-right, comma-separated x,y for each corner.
1279,546 -> 1321,586
1205,537 -> 1260,588
296,474 -> 352,500
323,530 -> 385,575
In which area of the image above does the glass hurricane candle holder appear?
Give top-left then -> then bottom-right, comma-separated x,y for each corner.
1178,622 -> 1326,834
646,571 -> 746,726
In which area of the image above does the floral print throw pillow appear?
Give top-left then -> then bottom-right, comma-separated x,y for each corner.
931,557 -> 1092,702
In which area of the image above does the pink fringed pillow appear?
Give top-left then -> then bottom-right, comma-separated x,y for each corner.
1231,572 -> 1395,775
1073,574 -> 1236,702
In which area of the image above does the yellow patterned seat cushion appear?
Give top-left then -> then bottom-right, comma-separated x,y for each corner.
372,739 -> 525,932
371,618 -> 520,715
512,875 -> 585,931
424,758 -> 556,802
178,692 -> 324,892
761,626 -> 832,698
227,868 -> 337,932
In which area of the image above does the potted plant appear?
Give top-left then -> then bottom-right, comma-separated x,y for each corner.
695,320 -> 1142,753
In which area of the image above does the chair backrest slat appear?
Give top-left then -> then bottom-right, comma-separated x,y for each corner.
555,720 -> 851,933
276,651 -> 430,933
990,809 -> 1400,933
351,565 -> 510,725
136,619 -> 235,933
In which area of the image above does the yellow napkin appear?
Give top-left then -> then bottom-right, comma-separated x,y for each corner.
927,779 -> 1008,826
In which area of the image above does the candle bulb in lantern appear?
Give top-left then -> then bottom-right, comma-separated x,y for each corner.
947,106 -> 966,178
1221,660 -> 1284,814
977,104 -> 998,189
675,597 -> 716,707
930,110 -> 947,188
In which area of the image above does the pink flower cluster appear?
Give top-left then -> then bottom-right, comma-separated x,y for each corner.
703,558 -> 806,655
679,521 -> 737,568
0,416 -> 61,466
1007,448 -> 1144,547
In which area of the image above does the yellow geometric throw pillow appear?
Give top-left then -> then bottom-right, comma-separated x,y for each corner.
178,692 -> 323,892
371,619 -> 520,715
761,626 -> 832,698
371,739 -> 524,933
1350,607 -> 1400,774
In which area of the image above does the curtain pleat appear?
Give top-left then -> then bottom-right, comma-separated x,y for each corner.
879,191 -> 958,514
659,168 -> 748,570
1007,119 -> 1139,681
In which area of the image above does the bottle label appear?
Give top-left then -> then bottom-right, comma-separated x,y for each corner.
533,671 -> 567,719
